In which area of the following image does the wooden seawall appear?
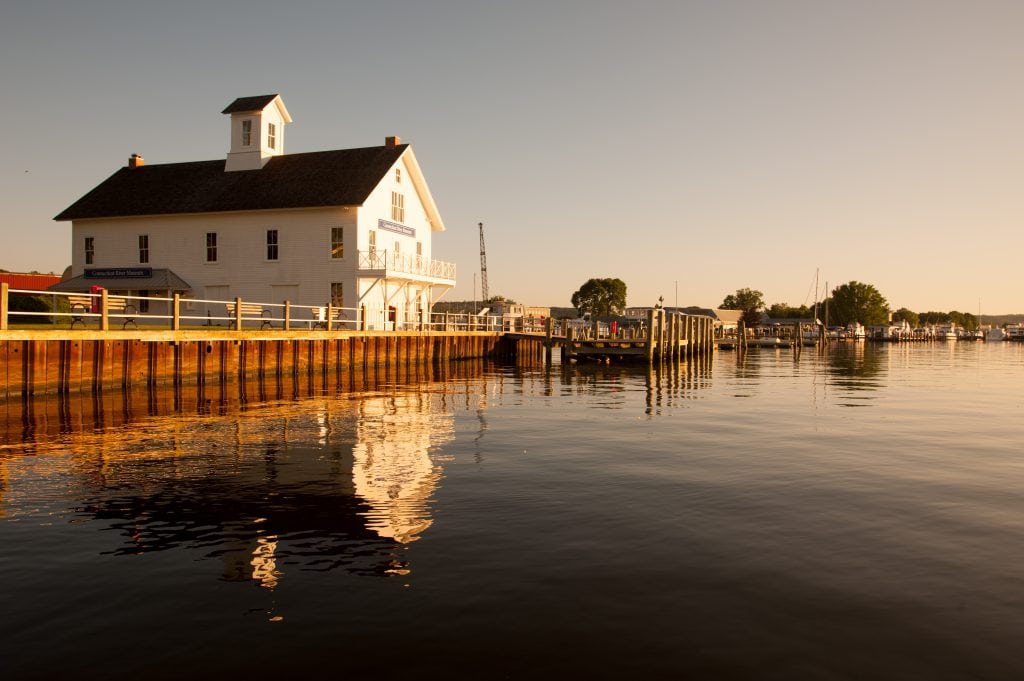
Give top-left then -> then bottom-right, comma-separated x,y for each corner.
0,310 -> 717,400
0,330 -> 511,399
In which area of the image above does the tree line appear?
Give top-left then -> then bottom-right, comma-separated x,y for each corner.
468,278 -> 981,332
719,283 -> 980,331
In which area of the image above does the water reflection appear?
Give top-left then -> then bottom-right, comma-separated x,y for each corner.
352,393 -> 449,545
823,342 -> 883,387
0,368 -> 471,587
552,354 -> 713,417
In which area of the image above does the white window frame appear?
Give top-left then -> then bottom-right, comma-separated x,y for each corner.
241,119 -> 252,146
206,232 -> 218,263
84,236 -> 94,265
330,226 -> 344,259
268,122 -> 276,150
138,234 -> 149,264
266,229 -> 279,261
391,191 -> 405,223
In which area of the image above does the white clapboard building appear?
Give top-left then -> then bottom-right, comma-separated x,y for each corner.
53,94 -> 455,329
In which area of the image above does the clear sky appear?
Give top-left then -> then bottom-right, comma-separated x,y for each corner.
2,0 -> 1022,313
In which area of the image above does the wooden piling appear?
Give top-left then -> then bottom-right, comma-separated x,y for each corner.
645,309 -> 657,363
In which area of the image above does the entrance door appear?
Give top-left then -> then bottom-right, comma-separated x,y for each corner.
204,285 -> 229,324
271,285 -> 300,324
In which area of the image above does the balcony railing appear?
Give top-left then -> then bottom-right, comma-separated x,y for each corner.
357,250 -> 456,283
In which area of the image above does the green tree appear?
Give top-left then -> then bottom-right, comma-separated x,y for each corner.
721,287 -> 766,326
571,278 -> 627,317
826,281 -> 890,326
919,311 -> 949,325
948,311 -> 978,331
892,307 -> 920,327
767,302 -> 813,319
8,293 -> 57,324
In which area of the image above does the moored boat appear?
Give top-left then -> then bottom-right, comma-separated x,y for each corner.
845,322 -> 866,341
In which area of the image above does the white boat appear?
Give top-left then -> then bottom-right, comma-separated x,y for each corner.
1006,325 -> 1024,342
876,320 -> 912,342
845,322 -> 866,341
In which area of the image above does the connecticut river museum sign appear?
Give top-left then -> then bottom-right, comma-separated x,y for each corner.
378,219 -> 415,237
84,268 -> 153,279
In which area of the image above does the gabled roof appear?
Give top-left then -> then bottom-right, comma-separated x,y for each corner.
715,309 -> 744,323
221,94 -> 280,114
55,145 -> 409,221
221,94 -> 293,122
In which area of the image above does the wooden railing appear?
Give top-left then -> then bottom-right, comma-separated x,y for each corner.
0,284 -> 502,332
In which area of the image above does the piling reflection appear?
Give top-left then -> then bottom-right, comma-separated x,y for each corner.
544,355 -> 713,416
0,365 -> 479,587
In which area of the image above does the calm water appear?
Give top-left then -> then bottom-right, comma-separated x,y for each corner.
2,342 -> 1024,679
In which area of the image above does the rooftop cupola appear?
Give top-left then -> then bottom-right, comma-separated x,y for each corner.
222,94 -> 293,172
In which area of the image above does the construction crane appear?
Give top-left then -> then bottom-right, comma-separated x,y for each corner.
478,222 -> 489,302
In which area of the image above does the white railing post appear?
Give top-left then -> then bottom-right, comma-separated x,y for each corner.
100,289 -> 110,331
0,282 -> 8,331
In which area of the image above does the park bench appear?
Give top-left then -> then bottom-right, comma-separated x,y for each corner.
68,295 -> 138,329
68,296 -> 92,328
309,306 -> 345,329
226,302 -> 273,329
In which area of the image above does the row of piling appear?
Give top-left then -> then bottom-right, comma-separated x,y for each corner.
0,331 -> 512,399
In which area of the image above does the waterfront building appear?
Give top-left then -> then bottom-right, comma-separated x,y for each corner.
624,306 -> 741,333
53,94 -> 455,329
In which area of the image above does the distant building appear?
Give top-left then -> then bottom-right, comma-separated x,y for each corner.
486,302 -> 550,319
0,272 -> 61,292
52,94 -> 455,329
714,309 -> 743,332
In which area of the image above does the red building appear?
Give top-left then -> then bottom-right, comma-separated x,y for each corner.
0,272 -> 62,292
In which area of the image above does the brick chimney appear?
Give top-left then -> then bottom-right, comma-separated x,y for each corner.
385,136 -> 400,148
128,153 -> 145,168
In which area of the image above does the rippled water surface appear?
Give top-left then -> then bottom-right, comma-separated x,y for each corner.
2,342 -> 1024,679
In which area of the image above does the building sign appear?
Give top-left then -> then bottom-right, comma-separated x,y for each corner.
85,267 -> 153,279
378,219 -> 415,237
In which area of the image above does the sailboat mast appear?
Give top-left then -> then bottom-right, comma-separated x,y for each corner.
813,268 -> 819,322
824,281 -> 829,329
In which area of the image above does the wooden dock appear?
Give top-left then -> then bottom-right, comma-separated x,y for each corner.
506,308 -> 716,364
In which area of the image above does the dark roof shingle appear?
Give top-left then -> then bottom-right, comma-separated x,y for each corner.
55,145 -> 408,221
221,94 -> 280,114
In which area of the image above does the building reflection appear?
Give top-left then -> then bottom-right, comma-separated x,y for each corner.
352,394 -> 448,546
0,372 -> 462,589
